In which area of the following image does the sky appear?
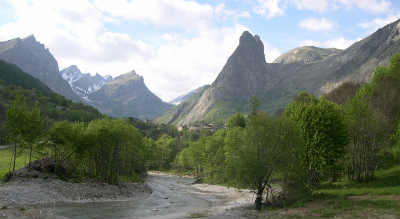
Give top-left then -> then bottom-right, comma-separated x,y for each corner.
0,0 -> 399,102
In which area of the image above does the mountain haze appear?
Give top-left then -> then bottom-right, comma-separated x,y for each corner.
169,85 -> 209,105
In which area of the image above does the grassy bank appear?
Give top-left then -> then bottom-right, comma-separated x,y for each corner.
258,165 -> 400,218
0,147 -> 30,179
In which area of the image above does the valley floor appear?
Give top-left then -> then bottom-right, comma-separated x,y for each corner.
0,172 -> 254,219
0,169 -> 399,219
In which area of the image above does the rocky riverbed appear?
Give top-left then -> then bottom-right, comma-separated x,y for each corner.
0,172 -> 254,219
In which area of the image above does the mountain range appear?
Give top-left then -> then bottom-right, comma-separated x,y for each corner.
60,65 -> 112,100
159,19 -> 400,126
1,19 -> 400,124
0,36 -> 172,119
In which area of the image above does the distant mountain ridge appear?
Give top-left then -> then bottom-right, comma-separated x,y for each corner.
88,70 -> 172,119
273,46 -> 342,64
169,85 -> 209,105
159,19 -> 400,126
0,35 -> 81,102
60,65 -> 112,99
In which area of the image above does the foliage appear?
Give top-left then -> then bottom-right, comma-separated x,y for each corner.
5,95 -> 47,173
80,118 -> 146,184
227,111 -> 303,209
344,94 -> 387,182
285,94 -> 348,187
226,112 -> 246,129
342,54 -> 400,182
325,81 -> 362,105
0,60 -> 102,140
128,117 -> 178,139
175,101 -> 304,210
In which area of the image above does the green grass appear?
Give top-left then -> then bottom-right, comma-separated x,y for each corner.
0,147 -> 30,179
318,165 -> 400,196
259,166 -> 400,218
286,165 -> 400,218
308,197 -> 400,218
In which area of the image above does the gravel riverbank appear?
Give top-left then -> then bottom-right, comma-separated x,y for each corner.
0,172 -> 255,219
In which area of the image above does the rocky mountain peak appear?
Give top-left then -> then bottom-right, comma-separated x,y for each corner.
237,31 -> 265,63
68,65 -> 80,72
102,75 -> 112,82
88,70 -> 172,119
0,35 -> 81,102
60,65 -> 112,98
274,46 -> 342,64
114,70 -> 143,83
23,34 -> 37,43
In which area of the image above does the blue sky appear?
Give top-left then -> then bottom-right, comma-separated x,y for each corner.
0,0 -> 399,101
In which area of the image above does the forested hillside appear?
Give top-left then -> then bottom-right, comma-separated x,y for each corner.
0,60 -> 103,139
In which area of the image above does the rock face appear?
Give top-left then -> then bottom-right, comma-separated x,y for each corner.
88,70 -> 172,119
0,35 -> 81,102
60,65 -> 112,99
160,19 -> 400,126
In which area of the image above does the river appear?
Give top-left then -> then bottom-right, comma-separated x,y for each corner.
43,173 -> 253,219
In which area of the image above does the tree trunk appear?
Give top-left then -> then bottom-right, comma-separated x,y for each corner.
12,142 -> 17,175
29,144 -> 33,169
255,182 -> 263,210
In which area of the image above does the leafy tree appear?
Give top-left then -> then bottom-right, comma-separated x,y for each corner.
49,121 -> 86,167
345,93 -> 386,182
285,94 -> 348,186
225,111 -> 303,210
226,112 -> 246,129
5,95 -> 27,174
24,103 -> 47,166
155,135 -> 178,170
84,118 -> 145,184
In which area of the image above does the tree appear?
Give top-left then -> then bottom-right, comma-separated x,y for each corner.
226,112 -> 246,129
285,94 -> 348,186
24,103 -> 47,167
155,134 -> 178,170
225,111 -> 303,210
84,118 -> 145,184
5,95 -> 27,174
344,86 -> 388,182
49,121 -> 86,169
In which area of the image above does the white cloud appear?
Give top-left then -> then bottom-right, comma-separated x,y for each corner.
299,37 -> 359,50
336,0 -> 391,13
324,37 -> 357,49
254,0 -> 285,19
93,0 -> 214,31
265,46 -> 282,63
300,40 -> 321,47
299,18 -> 335,31
291,0 -> 328,12
359,14 -> 400,33
215,3 -> 251,19
253,0 -> 391,18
